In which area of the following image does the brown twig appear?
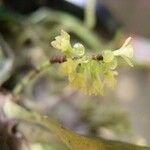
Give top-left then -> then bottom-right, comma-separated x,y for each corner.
49,55 -> 66,64
49,54 -> 103,64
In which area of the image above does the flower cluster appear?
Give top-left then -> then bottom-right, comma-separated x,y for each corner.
51,30 -> 133,95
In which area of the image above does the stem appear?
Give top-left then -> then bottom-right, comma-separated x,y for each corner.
29,9 -> 102,50
85,0 -> 96,29
13,60 -> 50,95
13,54 -> 103,95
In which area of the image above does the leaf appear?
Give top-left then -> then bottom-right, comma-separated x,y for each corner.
30,143 -> 60,150
4,101 -> 150,150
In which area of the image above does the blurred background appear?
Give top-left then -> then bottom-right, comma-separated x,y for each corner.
0,0 -> 150,149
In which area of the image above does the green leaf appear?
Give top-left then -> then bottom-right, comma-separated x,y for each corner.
4,101 -> 150,150
30,143 -> 54,150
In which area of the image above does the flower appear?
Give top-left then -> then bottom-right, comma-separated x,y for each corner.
104,71 -> 117,88
51,30 -> 72,55
102,50 -> 115,63
72,43 -> 85,57
102,50 -> 118,70
59,58 -> 78,82
113,37 -> 134,67
90,77 -> 104,95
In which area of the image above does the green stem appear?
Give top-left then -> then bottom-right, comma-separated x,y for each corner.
29,8 -> 102,50
13,60 -> 50,95
85,0 -> 96,29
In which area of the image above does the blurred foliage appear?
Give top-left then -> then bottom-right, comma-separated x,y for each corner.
3,101 -> 150,150
0,1 -> 147,150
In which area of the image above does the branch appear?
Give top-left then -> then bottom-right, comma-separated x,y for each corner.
13,61 -> 50,95
13,54 -> 103,95
49,54 -> 103,64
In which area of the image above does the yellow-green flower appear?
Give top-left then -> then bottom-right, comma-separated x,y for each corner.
71,73 -> 87,91
51,30 -> 72,55
90,77 -> 104,95
59,58 -> 78,81
72,43 -> 85,57
113,37 -> 134,67
104,71 -> 117,88
102,50 -> 118,70
102,50 -> 115,63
